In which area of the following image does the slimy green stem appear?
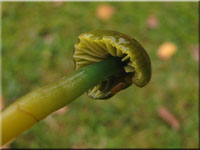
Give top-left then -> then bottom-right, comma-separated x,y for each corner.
1,57 -> 123,146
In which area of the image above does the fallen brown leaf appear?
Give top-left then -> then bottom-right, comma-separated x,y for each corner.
96,4 -> 115,21
53,0 -> 64,7
44,116 -> 60,131
158,106 -> 180,131
157,42 -> 177,60
44,34 -> 54,45
54,106 -> 68,115
1,143 -> 10,149
147,15 -> 158,29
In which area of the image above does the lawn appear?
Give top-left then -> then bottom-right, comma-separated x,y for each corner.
1,2 -> 199,148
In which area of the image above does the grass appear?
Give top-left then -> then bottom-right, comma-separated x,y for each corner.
2,2 -> 199,148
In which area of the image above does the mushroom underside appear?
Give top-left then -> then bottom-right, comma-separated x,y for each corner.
74,37 -> 139,99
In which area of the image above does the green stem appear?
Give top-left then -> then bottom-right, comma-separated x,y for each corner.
1,57 -> 123,145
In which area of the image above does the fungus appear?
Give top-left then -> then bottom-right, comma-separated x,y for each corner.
1,30 -> 151,146
74,30 -> 151,99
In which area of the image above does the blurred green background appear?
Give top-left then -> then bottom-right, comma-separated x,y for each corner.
2,2 -> 199,148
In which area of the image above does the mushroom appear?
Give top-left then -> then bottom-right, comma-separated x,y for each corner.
1,30 -> 151,146
74,30 -> 151,99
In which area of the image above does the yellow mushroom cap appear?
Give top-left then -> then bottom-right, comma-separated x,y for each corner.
73,30 -> 151,99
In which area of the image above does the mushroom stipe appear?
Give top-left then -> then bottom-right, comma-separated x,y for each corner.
1,30 -> 151,146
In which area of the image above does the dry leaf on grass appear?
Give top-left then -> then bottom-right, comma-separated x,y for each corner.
1,143 -> 10,149
54,106 -> 68,115
147,15 -> 159,29
157,42 -> 177,60
158,106 -> 180,131
53,0 -> 64,7
44,34 -> 54,45
44,116 -> 60,131
96,4 -> 115,21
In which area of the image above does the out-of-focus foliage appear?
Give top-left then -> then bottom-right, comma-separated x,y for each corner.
2,2 -> 198,148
